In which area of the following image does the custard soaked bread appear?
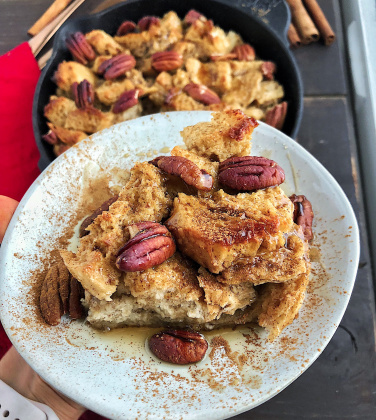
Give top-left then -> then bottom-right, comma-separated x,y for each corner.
58,110 -> 313,340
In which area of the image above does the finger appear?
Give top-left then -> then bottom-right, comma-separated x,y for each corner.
0,196 -> 19,243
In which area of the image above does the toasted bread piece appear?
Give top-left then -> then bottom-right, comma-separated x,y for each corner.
164,92 -> 205,111
148,11 -> 183,54
184,19 -> 231,58
112,103 -> 142,124
85,30 -> 123,56
61,247 -> 120,301
54,61 -> 96,92
256,81 -> 284,106
47,122 -> 87,145
255,268 -> 311,341
63,162 -> 173,301
95,78 -> 135,105
197,267 -> 256,316
171,69 -> 190,89
243,106 -> 265,121
185,58 -> 232,94
180,109 -> 257,161
218,231 -> 309,285
222,67 -> 263,108
114,31 -> 151,58
65,108 -> 114,133
166,187 -> 293,274
172,41 -> 199,60
44,96 -> 77,127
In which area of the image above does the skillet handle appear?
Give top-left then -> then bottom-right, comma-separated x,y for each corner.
229,0 -> 291,47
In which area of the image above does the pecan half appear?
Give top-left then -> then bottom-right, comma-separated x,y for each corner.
232,44 -> 255,61
138,16 -> 160,31
218,156 -> 285,191
184,9 -> 205,25
149,330 -> 208,364
183,83 -> 221,105
65,32 -> 96,65
116,222 -> 176,272
80,195 -> 119,238
151,51 -> 183,72
116,20 -> 136,36
210,53 -> 237,62
112,89 -> 140,114
150,156 -> 213,191
42,130 -> 59,145
290,194 -> 314,241
265,101 -> 288,131
71,79 -> 95,109
261,61 -> 276,80
40,258 -> 85,326
97,54 -> 136,80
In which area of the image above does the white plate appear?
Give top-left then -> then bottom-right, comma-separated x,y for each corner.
0,111 -> 359,419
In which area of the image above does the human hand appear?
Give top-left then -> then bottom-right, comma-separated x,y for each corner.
0,195 -> 18,243
0,195 -> 85,420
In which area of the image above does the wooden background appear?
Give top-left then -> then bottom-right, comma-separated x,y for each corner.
0,0 -> 375,418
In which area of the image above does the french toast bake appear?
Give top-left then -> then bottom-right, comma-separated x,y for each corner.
41,110 -> 313,342
43,10 -> 287,156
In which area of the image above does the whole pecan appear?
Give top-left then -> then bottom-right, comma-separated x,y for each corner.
149,329 -> 208,364
218,156 -> 285,191
65,32 -> 96,65
97,54 -> 136,79
183,83 -> 221,105
261,61 -> 276,80
150,156 -> 213,191
71,80 -> 95,109
289,194 -> 314,241
40,258 -> 85,326
116,20 -> 136,36
232,44 -> 255,61
138,16 -> 160,31
151,51 -> 183,72
116,222 -> 176,272
184,9 -> 205,25
80,195 -> 119,237
265,101 -> 288,131
112,89 -> 140,114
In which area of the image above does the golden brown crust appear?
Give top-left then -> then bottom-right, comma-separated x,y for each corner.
180,109 -> 258,161
165,187 -> 293,274
218,232 -> 308,285
54,61 -> 96,92
64,107 -> 114,133
44,96 -> 77,128
46,123 -> 87,145
85,30 -> 124,56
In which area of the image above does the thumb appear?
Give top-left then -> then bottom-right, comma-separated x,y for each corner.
0,196 -> 19,243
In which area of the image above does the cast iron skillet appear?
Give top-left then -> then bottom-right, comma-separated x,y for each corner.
33,0 -> 303,170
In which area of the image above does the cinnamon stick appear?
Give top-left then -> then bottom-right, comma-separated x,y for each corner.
303,0 -> 336,45
286,0 -> 319,44
287,24 -> 302,49
28,0 -> 73,36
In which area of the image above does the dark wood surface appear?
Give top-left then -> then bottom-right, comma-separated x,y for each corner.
1,0 -> 375,418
